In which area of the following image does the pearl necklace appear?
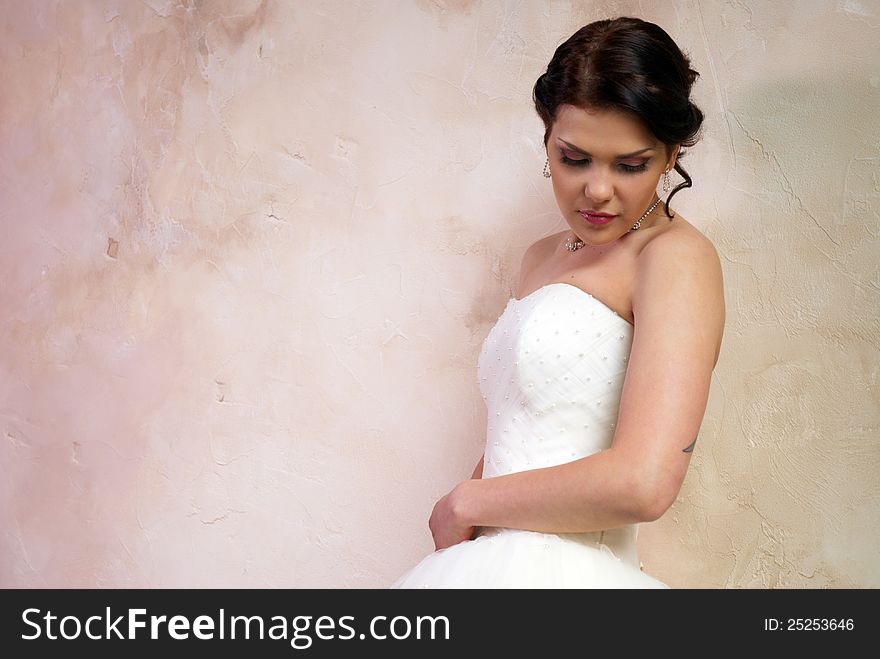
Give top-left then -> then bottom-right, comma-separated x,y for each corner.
564,196 -> 666,252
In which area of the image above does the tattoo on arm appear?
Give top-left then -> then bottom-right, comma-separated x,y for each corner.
682,436 -> 697,453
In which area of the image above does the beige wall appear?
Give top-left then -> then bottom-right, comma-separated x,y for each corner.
1,0 -> 877,587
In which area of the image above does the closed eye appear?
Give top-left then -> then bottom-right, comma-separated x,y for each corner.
559,150 -> 649,174
560,153 -> 589,167
619,162 -> 648,173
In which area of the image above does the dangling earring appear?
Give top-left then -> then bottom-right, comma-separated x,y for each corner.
662,167 -> 671,193
543,157 -> 551,178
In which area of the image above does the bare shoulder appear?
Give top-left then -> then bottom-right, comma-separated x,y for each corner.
525,230 -> 566,259
639,215 -> 719,259
634,218 -> 725,364
516,231 -> 565,287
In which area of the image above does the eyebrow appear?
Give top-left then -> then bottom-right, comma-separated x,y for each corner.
557,139 -> 654,159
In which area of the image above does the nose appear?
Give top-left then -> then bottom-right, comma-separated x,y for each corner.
584,168 -> 613,204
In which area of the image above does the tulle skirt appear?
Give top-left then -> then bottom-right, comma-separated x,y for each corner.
391,526 -> 669,589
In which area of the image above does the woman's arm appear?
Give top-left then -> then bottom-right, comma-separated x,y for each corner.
430,231 -> 725,548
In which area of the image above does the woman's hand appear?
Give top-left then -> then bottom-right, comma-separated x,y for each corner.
428,480 -> 477,551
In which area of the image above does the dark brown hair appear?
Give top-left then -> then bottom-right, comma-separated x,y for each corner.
533,17 -> 704,215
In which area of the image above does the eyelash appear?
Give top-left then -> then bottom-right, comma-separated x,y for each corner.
559,154 -> 648,174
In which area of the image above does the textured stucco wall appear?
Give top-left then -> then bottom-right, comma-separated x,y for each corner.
1,0 -> 877,588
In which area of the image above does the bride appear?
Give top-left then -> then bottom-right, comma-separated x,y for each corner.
393,16 -> 725,588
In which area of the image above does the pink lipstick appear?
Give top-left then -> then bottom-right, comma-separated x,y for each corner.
579,210 -> 616,226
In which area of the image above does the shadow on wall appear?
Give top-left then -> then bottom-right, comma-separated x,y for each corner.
708,71 -> 879,588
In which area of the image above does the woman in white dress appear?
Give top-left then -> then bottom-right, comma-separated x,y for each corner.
393,16 -> 725,588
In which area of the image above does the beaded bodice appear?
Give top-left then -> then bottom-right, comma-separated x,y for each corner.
474,282 -> 642,565
477,282 -> 634,478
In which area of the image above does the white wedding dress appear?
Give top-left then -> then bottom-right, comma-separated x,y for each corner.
392,282 -> 669,588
